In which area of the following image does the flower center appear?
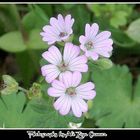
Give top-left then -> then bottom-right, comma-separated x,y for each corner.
59,32 -> 67,38
85,41 -> 93,50
58,62 -> 68,72
66,87 -> 76,96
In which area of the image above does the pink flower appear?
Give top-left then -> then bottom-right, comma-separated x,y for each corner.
40,14 -> 74,45
79,23 -> 113,60
48,71 -> 96,117
41,42 -> 88,83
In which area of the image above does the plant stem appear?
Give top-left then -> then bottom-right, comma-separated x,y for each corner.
18,86 -> 28,93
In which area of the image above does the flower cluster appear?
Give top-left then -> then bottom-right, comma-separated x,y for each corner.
40,14 -> 113,117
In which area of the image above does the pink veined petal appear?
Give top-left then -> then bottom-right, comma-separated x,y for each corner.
54,95 -> 67,111
63,43 -> 80,65
59,95 -> 71,115
76,82 -> 95,91
91,52 -> 99,60
79,35 -> 87,44
85,51 -> 99,61
68,55 -> 88,72
89,23 -> 99,39
65,15 -> 74,33
45,69 -> 60,83
42,46 -> 62,65
41,64 -> 60,77
85,24 -> 91,37
80,45 -> 87,52
48,87 -> 65,97
40,30 -> 59,44
50,17 -> 63,32
94,39 -> 113,47
71,72 -> 82,87
59,71 -> 73,88
69,55 -> 87,66
94,47 -> 112,58
69,64 -> 88,72
76,98 -> 88,112
48,46 -> 62,65
76,90 -> 96,100
71,97 -> 82,117
97,51 -> 111,58
52,80 -> 66,91
47,41 -> 56,45
43,25 -> 59,37
95,31 -> 111,43
57,14 -> 65,32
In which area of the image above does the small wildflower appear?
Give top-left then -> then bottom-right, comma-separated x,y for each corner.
48,71 -> 96,117
40,14 -> 74,45
79,23 -> 113,60
41,42 -> 88,83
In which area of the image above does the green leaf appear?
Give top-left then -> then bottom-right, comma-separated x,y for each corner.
15,51 -> 39,87
27,29 -> 48,50
29,84 -> 84,128
0,92 -> 43,128
22,6 -> 48,31
89,65 -> 140,128
89,58 -> 113,70
63,4 -> 75,10
1,75 -> 19,95
110,27 -> 136,48
110,11 -> 127,28
126,18 -> 140,44
88,4 -> 133,29
0,31 -> 26,52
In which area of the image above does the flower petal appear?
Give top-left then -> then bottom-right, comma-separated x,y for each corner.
69,64 -> 88,72
71,97 -> 82,117
59,95 -> 71,115
68,55 -> 88,72
79,35 -> 87,45
45,70 -> 60,83
95,31 -> 111,43
77,98 -> 88,113
42,46 -> 62,65
85,24 -> 91,37
71,72 -> 82,87
54,95 -> 67,110
77,90 -> 96,100
90,23 -> 99,37
76,82 -> 95,91
48,87 -> 65,97
95,39 -> 113,47
52,80 -> 66,91
63,43 -> 80,65
76,82 -> 96,100
50,17 -> 63,32
57,14 -> 65,31
59,71 -> 73,88
65,15 -> 74,34
41,64 -> 59,76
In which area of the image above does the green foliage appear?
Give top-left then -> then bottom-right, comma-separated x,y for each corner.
22,5 -> 48,31
126,18 -> 140,44
1,75 -> 19,95
89,58 -> 113,70
110,27 -> 136,48
0,4 -> 140,128
88,4 -> 133,28
0,92 -> 42,128
88,65 -> 140,128
27,29 -> 48,50
0,31 -> 26,52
